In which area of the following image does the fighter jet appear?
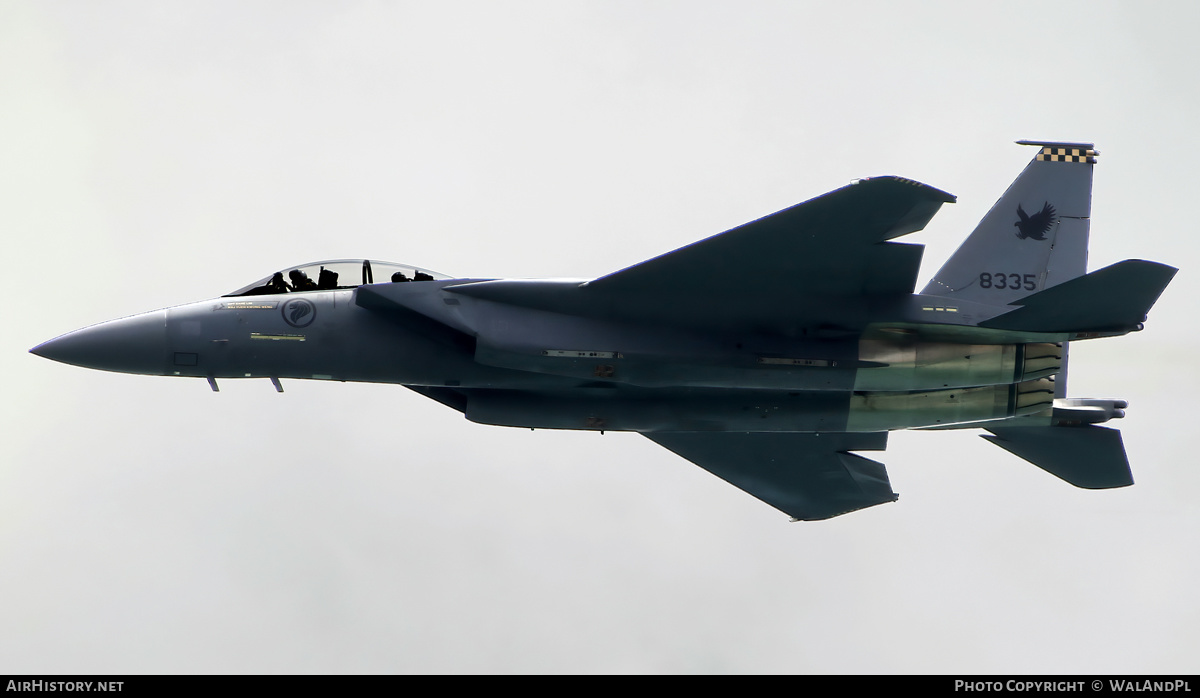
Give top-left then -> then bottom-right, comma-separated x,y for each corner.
31,141 -> 1177,521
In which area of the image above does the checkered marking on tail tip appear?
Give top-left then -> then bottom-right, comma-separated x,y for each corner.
1036,146 -> 1098,164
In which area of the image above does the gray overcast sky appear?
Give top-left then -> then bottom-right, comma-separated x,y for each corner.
3,0 -> 1198,673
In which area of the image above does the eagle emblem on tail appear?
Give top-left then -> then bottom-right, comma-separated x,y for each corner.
1014,201 -> 1056,240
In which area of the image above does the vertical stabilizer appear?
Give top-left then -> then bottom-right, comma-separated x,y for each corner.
921,141 -> 1096,306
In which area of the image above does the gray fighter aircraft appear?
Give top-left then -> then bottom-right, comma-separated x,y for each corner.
31,141 -> 1177,521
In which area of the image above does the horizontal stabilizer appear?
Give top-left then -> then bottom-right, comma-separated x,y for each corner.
982,425 -> 1132,489
645,431 -> 897,520
979,259 -> 1177,333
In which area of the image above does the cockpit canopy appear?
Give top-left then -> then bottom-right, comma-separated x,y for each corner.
226,259 -> 451,297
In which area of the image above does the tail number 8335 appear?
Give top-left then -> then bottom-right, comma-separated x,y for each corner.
980,272 -> 1037,291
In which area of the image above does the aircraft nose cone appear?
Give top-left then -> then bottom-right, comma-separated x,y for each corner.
31,310 -> 169,375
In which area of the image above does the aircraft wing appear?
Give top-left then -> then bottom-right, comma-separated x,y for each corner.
439,177 -> 954,330
644,431 -> 898,520
588,176 -> 955,298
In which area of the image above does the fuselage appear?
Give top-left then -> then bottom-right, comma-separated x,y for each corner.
32,272 -> 1082,434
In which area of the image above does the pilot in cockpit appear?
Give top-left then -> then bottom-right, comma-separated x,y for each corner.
243,272 -> 290,295
266,272 -> 290,293
289,269 -> 318,291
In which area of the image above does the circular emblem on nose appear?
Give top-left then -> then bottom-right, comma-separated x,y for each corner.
281,298 -> 316,328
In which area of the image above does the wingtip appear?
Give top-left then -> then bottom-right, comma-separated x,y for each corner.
868,175 -> 956,204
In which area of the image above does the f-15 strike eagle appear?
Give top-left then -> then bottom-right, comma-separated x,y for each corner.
31,141 -> 1177,521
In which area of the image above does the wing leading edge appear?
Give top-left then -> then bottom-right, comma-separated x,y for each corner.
436,176 -> 955,331
588,176 -> 955,298
644,431 -> 897,520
